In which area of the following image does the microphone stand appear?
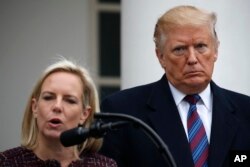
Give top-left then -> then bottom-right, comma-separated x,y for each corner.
95,112 -> 177,167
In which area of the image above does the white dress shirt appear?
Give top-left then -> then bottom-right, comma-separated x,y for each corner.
168,82 -> 213,142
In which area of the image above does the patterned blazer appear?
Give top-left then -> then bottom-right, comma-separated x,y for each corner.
0,146 -> 117,167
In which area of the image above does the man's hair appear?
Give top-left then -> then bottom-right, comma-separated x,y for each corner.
154,5 -> 218,51
21,58 -> 102,157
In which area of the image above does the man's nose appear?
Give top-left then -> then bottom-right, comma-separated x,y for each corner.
187,47 -> 198,65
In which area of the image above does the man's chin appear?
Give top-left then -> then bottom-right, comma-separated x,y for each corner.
185,79 -> 209,91
185,76 -> 208,84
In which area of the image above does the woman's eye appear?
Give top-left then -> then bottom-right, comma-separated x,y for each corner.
42,96 -> 53,101
66,98 -> 77,104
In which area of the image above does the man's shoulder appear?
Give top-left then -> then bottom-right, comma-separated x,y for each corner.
105,80 -> 160,100
212,81 -> 250,101
100,81 -> 160,114
219,87 -> 250,102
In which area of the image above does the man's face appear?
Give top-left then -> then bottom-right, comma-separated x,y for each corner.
156,25 -> 218,94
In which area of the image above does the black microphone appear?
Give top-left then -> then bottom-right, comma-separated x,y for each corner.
60,126 -> 89,147
60,121 -> 128,147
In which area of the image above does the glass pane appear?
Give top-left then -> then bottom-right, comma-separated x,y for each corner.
100,86 -> 120,101
99,11 -> 120,77
99,0 -> 120,3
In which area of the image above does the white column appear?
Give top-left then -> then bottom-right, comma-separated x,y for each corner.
122,0 -> 250,95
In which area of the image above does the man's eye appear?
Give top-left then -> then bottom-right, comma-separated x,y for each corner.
195,43 -> 207,52
173,46 -> 186,55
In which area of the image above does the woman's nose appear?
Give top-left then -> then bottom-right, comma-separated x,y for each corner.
52,98 -> 63,113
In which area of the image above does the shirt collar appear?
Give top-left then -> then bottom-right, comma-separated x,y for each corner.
168,82 -> 212,111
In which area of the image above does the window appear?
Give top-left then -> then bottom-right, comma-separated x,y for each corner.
89,0 -> 121,101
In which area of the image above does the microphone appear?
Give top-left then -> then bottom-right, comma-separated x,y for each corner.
60,113 -> 176,167
60,126 -> 89,147
60,121 -> 128,147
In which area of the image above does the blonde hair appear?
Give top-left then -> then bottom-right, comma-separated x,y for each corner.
154,5 -> 218,51
21,58 -> 102,156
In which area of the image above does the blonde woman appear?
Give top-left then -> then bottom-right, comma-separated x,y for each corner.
0,59 -> 117,167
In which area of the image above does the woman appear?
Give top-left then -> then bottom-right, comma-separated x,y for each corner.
0,59 -> 117,167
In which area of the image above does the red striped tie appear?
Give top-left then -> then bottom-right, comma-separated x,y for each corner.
185,94 -> 209,167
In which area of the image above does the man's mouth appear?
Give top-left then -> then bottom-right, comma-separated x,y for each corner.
185,71 -> 201,75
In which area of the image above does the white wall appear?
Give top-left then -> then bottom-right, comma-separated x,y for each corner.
122,0 -> 250,96
0,0 -> 92,150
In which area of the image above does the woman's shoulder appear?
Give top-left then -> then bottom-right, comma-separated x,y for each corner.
0,146 -> 29,160
0,146 -> 37,166
81,152 -> 117,167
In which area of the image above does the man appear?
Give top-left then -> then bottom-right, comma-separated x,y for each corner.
100,5 -> 250,167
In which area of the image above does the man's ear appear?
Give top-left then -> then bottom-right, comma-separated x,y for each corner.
31,98 -> 38,118
214,53 -> 218,62
214,40 -> 220,62
155,48 -> 166,68
80,106 -> 91,125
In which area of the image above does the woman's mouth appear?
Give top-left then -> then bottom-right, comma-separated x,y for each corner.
49,118 -> 62,127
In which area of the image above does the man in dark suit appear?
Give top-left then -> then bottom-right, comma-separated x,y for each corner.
99,5 -> 250,167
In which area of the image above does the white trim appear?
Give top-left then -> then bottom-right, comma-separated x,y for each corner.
98,77 -> 121,86
97,3 -> 121,12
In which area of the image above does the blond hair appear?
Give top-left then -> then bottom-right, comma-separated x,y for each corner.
154,5 -> 218,51
21,58 -> 102,156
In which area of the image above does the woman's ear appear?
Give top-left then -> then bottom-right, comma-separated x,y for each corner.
80,106 -> 91,125
31,98 -> 38,118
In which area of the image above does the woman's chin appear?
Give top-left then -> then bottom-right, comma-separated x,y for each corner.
44,130 -> 62,140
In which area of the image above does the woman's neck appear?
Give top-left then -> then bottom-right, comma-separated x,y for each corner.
33,137 -> 78,167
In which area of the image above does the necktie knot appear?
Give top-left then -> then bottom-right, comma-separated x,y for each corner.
184,94 -> 201,105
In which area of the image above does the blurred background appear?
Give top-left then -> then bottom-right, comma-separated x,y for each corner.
0,0 -> 249,151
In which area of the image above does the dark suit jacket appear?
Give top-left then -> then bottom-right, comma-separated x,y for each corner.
99,75 -> 250,167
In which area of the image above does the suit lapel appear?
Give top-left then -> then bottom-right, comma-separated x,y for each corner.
146,76 -> 194,167
208,82 -> 239,166
144,78 -> 240,166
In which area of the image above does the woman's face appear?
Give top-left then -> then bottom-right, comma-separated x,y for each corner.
32,71 -> 90,141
